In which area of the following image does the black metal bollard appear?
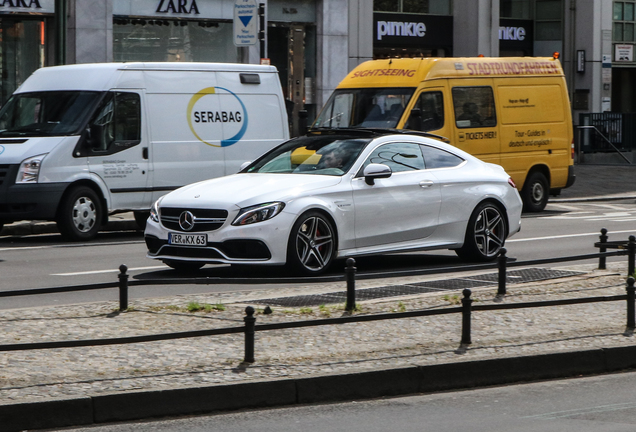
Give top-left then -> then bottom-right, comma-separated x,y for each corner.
629,236 -> 635,277
244,306 -> 256,363
345,258 -> 357,312
118,264 -> 128,312
599,228 -> 608,270
461,288 -> 473,345
497,247 -> 507,296
627,277 -> 635,330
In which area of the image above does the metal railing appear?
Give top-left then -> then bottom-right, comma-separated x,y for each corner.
0,229 -> 634,362
578,112 -> 636,154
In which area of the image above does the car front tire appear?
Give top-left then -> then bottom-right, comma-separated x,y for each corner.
456,202 -> 507,262
287,211 -> 336,275
57,186 -> 102,241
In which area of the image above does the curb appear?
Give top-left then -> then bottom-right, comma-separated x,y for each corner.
3,344 -> 636,432
0,218 -> 140,237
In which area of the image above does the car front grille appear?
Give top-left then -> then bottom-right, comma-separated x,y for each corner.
160,207 -> 228,232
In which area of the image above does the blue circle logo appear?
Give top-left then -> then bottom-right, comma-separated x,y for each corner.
187,87 -> 248,148
0,145 -> 5,155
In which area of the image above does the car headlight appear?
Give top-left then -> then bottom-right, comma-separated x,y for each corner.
149,198 -> 161,223
232,202 -> 285,226
16,153 -> 47,184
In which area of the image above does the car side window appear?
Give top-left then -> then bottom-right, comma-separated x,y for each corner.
362,142 -> 425,173
406,91 -> 444,131
420,144 -> 464,169
452,86 -> 496,128
86,91 -> 141,154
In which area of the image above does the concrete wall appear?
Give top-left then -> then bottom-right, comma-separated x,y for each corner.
453,0 -> 499,57
67,0 -> 113,64
315,0 -> 349,108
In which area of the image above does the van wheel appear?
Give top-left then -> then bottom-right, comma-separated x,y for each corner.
286,211 -> 336,275
57,186 -> 102,241
456,202 -> 507,262
134,211 -> 150,230
522,172 -> 549,212
163,260 -> 205,272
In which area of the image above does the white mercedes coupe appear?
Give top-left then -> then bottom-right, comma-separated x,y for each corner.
144,130 -> 522,275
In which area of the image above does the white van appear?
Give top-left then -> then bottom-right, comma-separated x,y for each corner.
0,62 -> 289,240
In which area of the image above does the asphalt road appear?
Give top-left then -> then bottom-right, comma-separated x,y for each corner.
59,370 -> 636,431
0,199 -> 635,309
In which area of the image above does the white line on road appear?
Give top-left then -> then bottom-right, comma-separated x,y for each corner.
52,265 -> 166,276
507,229 -> 636,243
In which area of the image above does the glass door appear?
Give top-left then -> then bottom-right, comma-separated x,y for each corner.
0,18 -> 46,104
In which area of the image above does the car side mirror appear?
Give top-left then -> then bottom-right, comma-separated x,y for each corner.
363,163 -> 392,185
239,161 -> 252,172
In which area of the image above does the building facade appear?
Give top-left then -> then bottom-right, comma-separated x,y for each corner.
0,0 -> 626,131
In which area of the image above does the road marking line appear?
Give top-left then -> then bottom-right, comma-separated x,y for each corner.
508,229 -> 636,243
52,265 -> 166,276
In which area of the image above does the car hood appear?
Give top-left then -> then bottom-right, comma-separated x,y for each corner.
159,173 -> 343,209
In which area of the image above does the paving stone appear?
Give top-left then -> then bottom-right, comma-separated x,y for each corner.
0,263 -> 632,404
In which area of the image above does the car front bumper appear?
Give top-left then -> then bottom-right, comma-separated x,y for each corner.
144,211 -> 296,265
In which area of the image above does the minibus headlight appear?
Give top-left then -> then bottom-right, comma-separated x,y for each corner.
232,202 -> 285,226
16,153 -> 47,184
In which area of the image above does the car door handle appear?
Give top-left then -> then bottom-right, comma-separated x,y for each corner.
419,180 -> 434,188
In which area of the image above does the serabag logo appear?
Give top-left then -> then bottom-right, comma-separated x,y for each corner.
187,87 -> 248,147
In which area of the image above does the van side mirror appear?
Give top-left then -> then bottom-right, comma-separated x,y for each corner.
239,161 -> 252,172
363,163 -> 392,185
409,108 -> 422,131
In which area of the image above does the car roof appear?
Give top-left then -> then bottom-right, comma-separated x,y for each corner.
306,128 -> 450,143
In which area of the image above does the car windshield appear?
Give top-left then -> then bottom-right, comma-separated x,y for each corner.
0,91 -> 103,137
312,87 -> 415,129
244,136 -> 371,176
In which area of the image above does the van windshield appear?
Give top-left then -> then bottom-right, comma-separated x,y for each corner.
313,88 -> 414,129
0,91 -> 102,137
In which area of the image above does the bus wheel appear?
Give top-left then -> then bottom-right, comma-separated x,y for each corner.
522,172 -> 549,213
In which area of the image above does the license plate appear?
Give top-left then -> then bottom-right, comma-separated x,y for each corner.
168,233 -> 207,246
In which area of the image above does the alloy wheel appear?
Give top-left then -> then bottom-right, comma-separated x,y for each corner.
295,215 -> 334,272
474,206 -> 505,258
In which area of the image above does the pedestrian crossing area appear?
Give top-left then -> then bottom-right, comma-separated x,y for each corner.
541,202 -> 636,222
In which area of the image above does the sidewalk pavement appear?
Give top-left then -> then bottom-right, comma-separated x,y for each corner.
2,262 -> 636,431
1,163 -> 635,238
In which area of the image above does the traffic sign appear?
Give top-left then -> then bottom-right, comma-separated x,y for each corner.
234,0 -> 258,46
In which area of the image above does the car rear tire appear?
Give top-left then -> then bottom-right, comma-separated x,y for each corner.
456,202 -> 507,262
521,171 -> 549,212
56,186 -> 102,241
287,211 -> 336,275
163,260 -> 205,272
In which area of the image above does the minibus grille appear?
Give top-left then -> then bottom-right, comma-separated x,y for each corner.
160,207 -> 228,232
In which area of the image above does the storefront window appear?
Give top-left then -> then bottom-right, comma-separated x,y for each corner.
500,0 -> 533,19
535,0 -> 562,41
374,0 -> 451,15
0,19 -> 45,104
113,19 -> 238,62
614,1 -> 636,42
